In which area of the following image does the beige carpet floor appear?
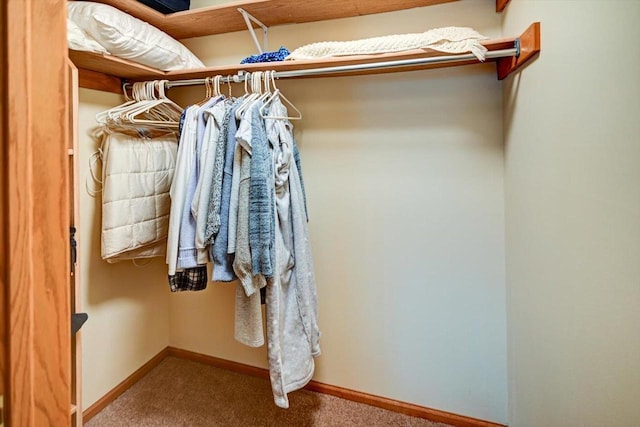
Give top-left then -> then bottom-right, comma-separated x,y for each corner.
85,356 -> 453,427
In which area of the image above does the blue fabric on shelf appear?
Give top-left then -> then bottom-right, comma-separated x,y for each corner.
241,47 -> 290,64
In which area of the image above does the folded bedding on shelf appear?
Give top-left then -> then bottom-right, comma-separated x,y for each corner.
286,27 -> 489,61
68,1 -> 204,70
67,17 -> 109,54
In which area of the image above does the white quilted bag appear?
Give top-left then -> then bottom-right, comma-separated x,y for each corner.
100,131 -> 177,262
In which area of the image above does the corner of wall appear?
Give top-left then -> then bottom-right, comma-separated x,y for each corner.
78,88 -> 172,408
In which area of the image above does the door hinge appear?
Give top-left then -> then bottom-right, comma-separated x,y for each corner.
70,226 -> 77,275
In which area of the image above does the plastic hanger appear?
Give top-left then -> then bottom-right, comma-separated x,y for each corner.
246,70 -> 273,113
97,81 -> 148,125
226,75 -> 233,98
117,80 -> 183,130
212,75 -> 220,97
195,77 -> 212,106
235,71 -> 262,119
95,82 -> 138,124
260,71 -> 302,121
118,81 -> 164,122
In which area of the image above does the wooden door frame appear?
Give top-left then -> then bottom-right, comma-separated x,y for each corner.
1,0 -> 71,425
0,0 -> 6,420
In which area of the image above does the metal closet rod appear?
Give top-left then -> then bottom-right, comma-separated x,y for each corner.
160,45 -> 519,89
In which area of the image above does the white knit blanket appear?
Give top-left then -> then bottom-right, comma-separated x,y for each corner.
286,27 -> 489,61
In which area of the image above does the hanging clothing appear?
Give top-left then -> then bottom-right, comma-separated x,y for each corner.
211,100 -> 243,282
177,96 -> 223,269
264,97 -> 321,408
233,104 -> 267,347
166,105 -> 198,276
249,102 -> 276,278
192,100 -> 228,263
159,87 -> 320,407
166,106 -> 208,291
226,121 -> 243,257
292,141 -> 309,221
168,265 -> 207,292
203,100 -> 236,246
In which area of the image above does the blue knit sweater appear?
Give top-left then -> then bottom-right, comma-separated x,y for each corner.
248,102 -> 275,277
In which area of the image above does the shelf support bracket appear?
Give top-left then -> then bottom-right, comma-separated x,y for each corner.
237,8 -> 269,54
496,0 -> 511,13
496,22 -> 540,80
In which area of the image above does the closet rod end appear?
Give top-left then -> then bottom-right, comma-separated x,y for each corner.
496,22 -> 541,80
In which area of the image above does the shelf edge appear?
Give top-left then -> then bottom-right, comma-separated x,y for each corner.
77,69 -> 123,94
496,22 -> 541,80
161,37 -> 518,81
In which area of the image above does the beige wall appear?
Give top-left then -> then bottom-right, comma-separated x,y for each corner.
503,1 -> 640,426
171,0 -> 508,422
78,89 -> 171,408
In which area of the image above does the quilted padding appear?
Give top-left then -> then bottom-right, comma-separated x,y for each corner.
101,131 -> 177,261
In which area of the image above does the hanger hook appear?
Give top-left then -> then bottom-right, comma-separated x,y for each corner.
138,82 -> 146,101
122,82 -> 131,101
214,75 -> 221,97
159,80 -> 165,99
226,75 -> 233,98
255,71 -> 263,94
250,72 -> 257,94
138,82 -> 145,101
150,81 -> 158,100
264,71 -> 271,94
134,82 -> 145,101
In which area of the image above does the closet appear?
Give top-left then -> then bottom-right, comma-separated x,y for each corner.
3,0 -> 540,426
71,1 -> 539,425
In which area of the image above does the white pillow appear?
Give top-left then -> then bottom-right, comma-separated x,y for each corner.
67,17 -> 109,54
67,1 -> 205,71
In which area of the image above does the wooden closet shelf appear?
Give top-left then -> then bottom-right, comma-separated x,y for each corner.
87,0 -> 511,40
69,50 -> 165,80
166,36 -> 517,79
69,22 -> 540,94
